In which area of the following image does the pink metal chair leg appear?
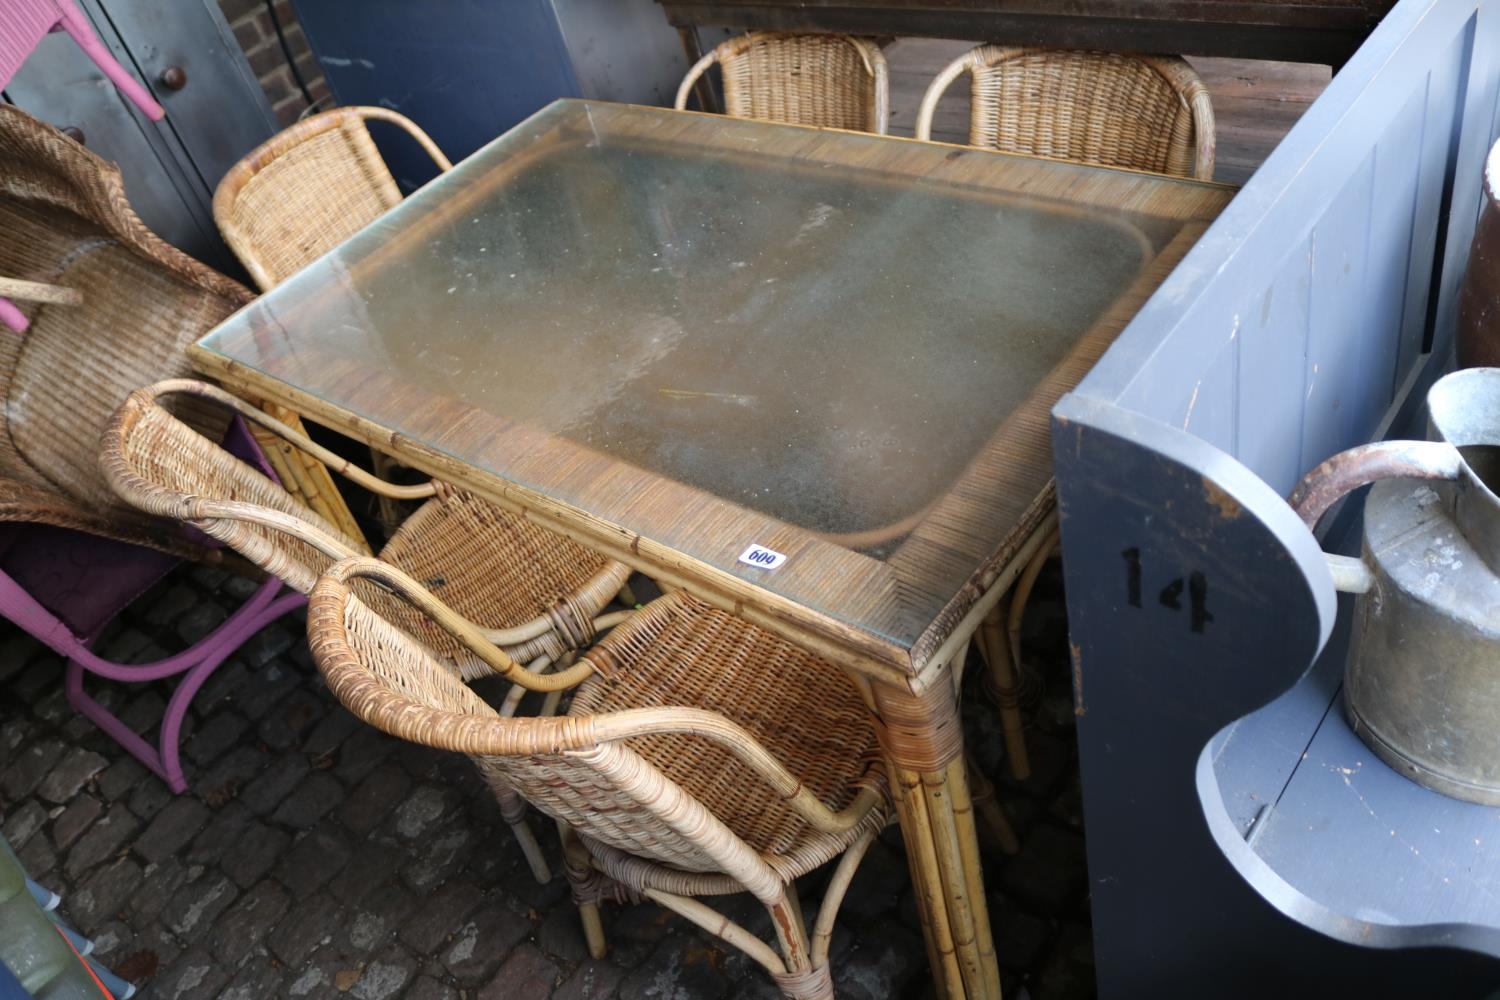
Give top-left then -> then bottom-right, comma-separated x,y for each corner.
62,580 -> 307,792
0,297 -> 28,333
55,3 -> 163,120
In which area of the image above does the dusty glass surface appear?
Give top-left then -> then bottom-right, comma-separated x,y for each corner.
199,100 -> 1227,652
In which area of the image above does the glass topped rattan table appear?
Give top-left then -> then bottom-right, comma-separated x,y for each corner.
193,100 -> 1233,998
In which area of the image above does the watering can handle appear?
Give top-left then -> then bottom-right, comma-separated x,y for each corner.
1290,440 -> 1463,528
1289,440 -> 1464,594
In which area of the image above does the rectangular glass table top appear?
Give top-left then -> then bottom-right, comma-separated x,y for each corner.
196,100 -> 1233,671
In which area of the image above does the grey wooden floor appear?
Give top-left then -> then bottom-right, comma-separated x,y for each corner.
884,37 -> 1332,185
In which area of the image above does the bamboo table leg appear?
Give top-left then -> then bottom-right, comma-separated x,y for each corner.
871,669 -> 1002,1000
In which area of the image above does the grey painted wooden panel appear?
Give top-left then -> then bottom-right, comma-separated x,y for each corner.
1076,0 -> 1500,486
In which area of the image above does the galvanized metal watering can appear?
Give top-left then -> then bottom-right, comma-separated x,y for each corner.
1290,367 -> 1500,804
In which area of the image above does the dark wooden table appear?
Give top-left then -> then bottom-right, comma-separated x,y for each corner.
658,0 -> 1397,67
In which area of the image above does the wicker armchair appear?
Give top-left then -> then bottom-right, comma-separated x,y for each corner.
916,46 -> 1216,181
213,105 -> 452,290
309,556 -> 890,1000
675,32 -> 890,135
103,379 -> 634,878
0,105 -> 366,792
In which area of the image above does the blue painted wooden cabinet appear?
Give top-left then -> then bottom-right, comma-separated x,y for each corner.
1053,0 -> 1500,994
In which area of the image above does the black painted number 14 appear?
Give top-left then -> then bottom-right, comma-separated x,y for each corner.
1121,548 -> 1213,633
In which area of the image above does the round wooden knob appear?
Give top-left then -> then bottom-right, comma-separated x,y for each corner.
159,66 -> 187,91
60,126 -> 85,145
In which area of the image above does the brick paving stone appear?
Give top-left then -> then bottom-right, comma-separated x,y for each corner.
238,622 -> 296,668
144,584 -> 200,628
34,747 -> 109,804
1000,823 -> 1088,916
833,921 -> 925,1000
195,657 -> 254,708
0,716 -> 32,756
392,784 -> 453,841
176,600 -> 228,646
1033,920 -> 1097,1000
238,750 -> 310,815
2,798 -> 46,848
272,827 -> 350,897
404,824 -> 472,892
151,946 -> 230,1000
339,761 -> 411,836
127,771 -> 174,821
11,659 -> 59,704
65,802 -> 140,878
838,838 -> 911,927
233,661 -> 302,721
32,687 -> 71,724
989,892 -> 1052,972
165,873 -> 239,942
303,705 -> 363,758
394,739 -> 445,779
536,903 -> 591,964
210,878 -> 291,969
343,879 -> 416,953
188,565 -> 230,591
71,857 -> 145,930
350,949 -> 418,1000
187,710 -> 250,765
268,890 -> 342,967
186,801 -> 253,865
479,942 -> 559,998
220,954 -> 289,999
258,688 -> 326,752
113,921 -> 184,982
130,857 -> 193,921
284,945 -> 348,997
84,918 -> 132,962
329,840 -> 407,906
51,793 -> 103,851
2,739 -> 64,799
194,745 -> 268,804
555,959 -> 627,1000
271,769 -> 342,828
443,903 -> 531,985
333,725 -> 400,784
0,632 -> 39,682
17,833 -> 56,885
94,755 -> 148,802
398,881 -> 486,954
222,823 -> 291,890
95,626 -> 154,664
406,976 -> 461,1000
220,573 -> 261,601
135,796 -> 211,864
620,934 -> 729,1000
1048,772 -> 1086,831
117,690 -> 166,737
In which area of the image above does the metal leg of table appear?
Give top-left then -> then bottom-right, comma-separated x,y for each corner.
872,675 -> 1002,999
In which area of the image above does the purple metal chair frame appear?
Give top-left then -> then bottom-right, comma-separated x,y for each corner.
0,418 -> 305,793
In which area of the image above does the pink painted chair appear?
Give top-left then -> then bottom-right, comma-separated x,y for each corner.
0,103 -> 305,792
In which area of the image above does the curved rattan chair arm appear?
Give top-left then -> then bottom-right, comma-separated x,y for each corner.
914,46 -> 978,141
318,556 -> 590,691
1149,56 -> 1217,180
312,558 -> 883,835
142,379 -> 437,501
674,50 -> 720,111
351,106 -> 454,171
848,36 -> 891,135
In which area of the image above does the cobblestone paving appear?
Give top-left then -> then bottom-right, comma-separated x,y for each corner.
0,562 -> 1093,999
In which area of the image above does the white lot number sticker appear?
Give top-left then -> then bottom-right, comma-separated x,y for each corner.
737,543 -> 787,570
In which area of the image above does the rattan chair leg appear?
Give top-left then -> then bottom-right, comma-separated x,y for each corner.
617,581 -> 637,607
810,824 -> 878,965
965,754 -> 1020,855
558,823 -> 609,960
981,601 -> 1031,781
